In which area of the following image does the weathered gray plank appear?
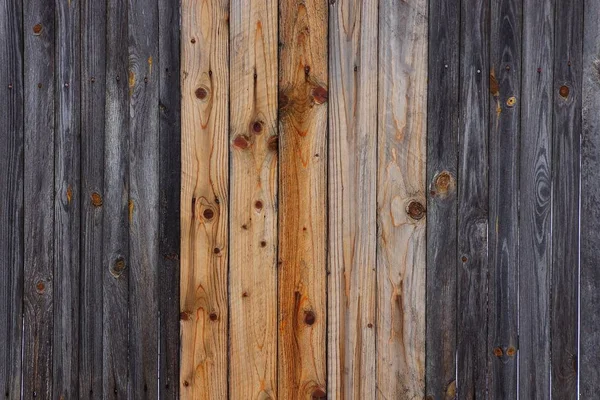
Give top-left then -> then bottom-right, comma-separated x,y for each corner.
456,0 -> 489,397
0,0 -> 24,397
551,0 -> 582,397
519,0 -> 553,397
23,0 -> 55,397
425,0 -> 459,397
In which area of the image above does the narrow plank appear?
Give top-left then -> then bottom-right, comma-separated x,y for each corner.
581,0 -> 600,395
456,0 -> 489,397
0,0 -> 24,397
229,0 -> 278,395
23,0 -> 55,397
518,0 -> 553,397
327,0 -> 378,396
54,0 -> 81,397
376,0 -> 427,397
488,0 -> 520,397
551,0 -> 582,397
80,0 -> 107,396
128,0 -> 160,396
425,0 -> 459,397
180,0 -> 229,397
277,0 -> 327,397
158,0 -> 181,396
103,0 -> 130,395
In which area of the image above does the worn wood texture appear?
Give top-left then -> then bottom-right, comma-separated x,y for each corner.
229,0 -> 278,396
180,0 -> 229,396
0,0 -> 23,397
519,0 -> 553,397
425,0 -> 459,398
551,0 -> 582,397
277,0 -> 327,397
23,0 -> 55,397
377,0 -> 427,398
456,0 -> 489,397
327,0 -> 377,397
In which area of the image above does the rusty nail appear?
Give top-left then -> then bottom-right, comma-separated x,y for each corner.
91,77 -> 95,83
64,82 -> 69,88
8,84 -> 12,89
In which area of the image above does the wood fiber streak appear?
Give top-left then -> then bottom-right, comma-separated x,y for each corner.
278,0 -> 328,397
327,0 -> 378,397
180,0 -> 229,397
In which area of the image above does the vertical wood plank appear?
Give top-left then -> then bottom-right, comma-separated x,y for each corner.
327,0 -> 378,397
54,0 -> 81,397
519,0 -> 553,397
551,0 -> 582,397
425,0 -> 459,397
180,0 -> 229,397
277,0 -> 327,397
377,0 -> 427,397
229,0 -> 278,395
128,0 -> 160,395
103,0 -> 130,395
581,0 -> 600,395
488,0 -> 520,397
158,0 -> 181,396
456,0 -> 489,397
0,0 -> 24,397
23,0 -> 55,397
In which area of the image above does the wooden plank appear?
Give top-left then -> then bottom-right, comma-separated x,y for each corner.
158,0 -> 181,396
23,0 -> 55,397
327,0 -> 378,397
377,0 -> 427,397
425,0 -> 459,397
103,0 -> 129,395
54,0 -> 81,397
229,0 -> 278,395
277,0 -> 327,397
551,0 -> 582,397
456,0 -> 489,397
0,0 -> 24,397
581,0 -> 600,395
488,0 -> 520,397
518,0 -> 553,397
180,0 -> 229,397
128,0 -> 160,396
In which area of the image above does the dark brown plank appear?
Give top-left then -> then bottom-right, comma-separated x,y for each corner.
426,0 -> 459,397
519,0 -> 554,397
0,0 -> 24,397
551,0 -> 582,397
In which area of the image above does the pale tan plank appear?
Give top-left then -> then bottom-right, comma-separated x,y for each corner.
180,0 -> 229,397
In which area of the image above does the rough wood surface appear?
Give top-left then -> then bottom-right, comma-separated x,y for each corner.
327,0 -> 378,397
425,0 -> 459,398
377,0 -> 427,397
229,0 -> 278,396
180,0 -> 229,397
277,0 -> 328,397
519,0 -> 553,397
0,0 -> 24,397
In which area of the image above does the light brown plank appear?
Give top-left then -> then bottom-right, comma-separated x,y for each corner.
327,0 -> 378,397
376,0 -> 428,397
229,0 -> 278,397
180,0 -> 229,397
278,0 -> 327,397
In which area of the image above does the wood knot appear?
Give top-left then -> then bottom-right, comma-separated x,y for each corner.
367,323 -> 373,328
312,86 -> 328,104
559,85 -> 569,98
91,192 -> 103,207
506,96 -> 516,107
209,312 -> 218,321
260,241 -> 267,248
36,281 -> 45,294
183,380 -> 189,387
461,256 -> 468,263
251,121 -> 263,134
255,200 -> 263,211
111,257 -> 126,277
33,24 -> 42,35
232,135 -> 250,149
493,347 -> 503,357
304,310 -> 316,325
406,201 -> 425,220
213,247 -> 221,254
278,92 -> 289,109
431,170 -> 455,199
489,71 -> 499,96
195,86 -> 208,100
267,135 -> 278,152
311,388 -> 326,399
203,208 -> 214,220
506,346 -> 516,357
180,311 -> 190,321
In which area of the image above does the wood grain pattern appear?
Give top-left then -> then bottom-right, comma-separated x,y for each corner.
376,0 -> 427,397
229,0 -> 278,396
519,0 -> 553,397
327,0 -> 378,397
277,0 -> 327,397
23,0 -> 55,397
180,0 -> 229,397
425,0 -> 459,397
0,0 -> 24,397
551,0 -> 582,397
